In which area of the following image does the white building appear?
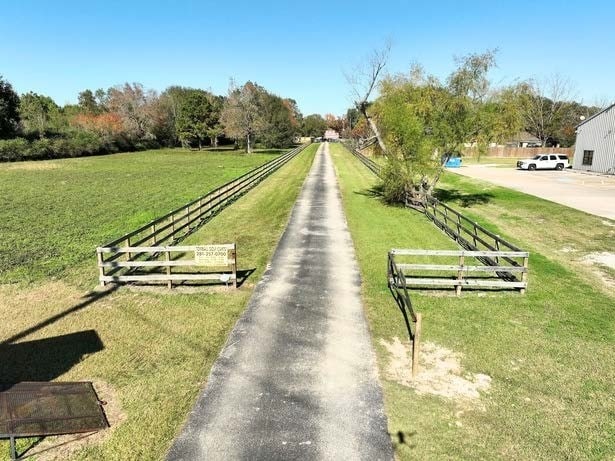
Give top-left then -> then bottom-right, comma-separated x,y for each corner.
324,129 -> 340,141
573,104 -> 615,174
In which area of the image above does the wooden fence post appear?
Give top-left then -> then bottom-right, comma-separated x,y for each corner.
456,253 -> 464,296
97,250 -> 106,287
232,246 -> 238,289
520,256 -> 529,295
166,250 -> 172,289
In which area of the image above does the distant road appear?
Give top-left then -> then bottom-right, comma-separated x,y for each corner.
451,165 -> 615,220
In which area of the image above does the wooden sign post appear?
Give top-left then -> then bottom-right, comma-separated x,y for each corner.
194,243 -> 237,288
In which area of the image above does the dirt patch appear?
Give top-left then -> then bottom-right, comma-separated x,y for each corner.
380,337 -> 491,402
582,252 -> 615,270
23,379 -> 125,461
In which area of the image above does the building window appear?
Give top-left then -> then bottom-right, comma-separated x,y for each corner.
582,150 -> 594,166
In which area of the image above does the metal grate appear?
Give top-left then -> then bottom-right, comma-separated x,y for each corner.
0,382 -> 108,438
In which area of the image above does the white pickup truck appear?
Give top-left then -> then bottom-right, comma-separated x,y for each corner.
517,154 -> 570,171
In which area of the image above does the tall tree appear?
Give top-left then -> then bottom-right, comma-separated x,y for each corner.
19,92 -> 61,137
78,89 -> 103,115
0,75 -> 20,139
106,83 -> 158,139
206,94 -> 225,147
175,89 -> 214,149
346,42 -> 391,152
220,81 -> 264,153
258,92 -> 297,148
516,74 -> 576,147
301,114 -> 327,137
373,51 -> 520,203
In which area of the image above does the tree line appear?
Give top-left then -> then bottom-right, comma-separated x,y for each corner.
0,76 -> 330,161
346,47 -> 605,204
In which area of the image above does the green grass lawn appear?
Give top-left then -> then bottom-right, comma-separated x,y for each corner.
330,143 -> 614,460
0,147 -> 282,284
0,144 -> 317,460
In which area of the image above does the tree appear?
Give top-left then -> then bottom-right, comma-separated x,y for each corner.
324,113 -> 344,132
220,81 -> 264,153
19,92 -> 61,137
0,75 -> 20,139
516,74 -> 576,147
175,89 -> 214,149
301,114 -> 327,137
346,42 -> 391,152
345,108 -> 361,137
78,89 -> 103,115
372,51 -> 521,203
206,94 -> 225,147
106,83 -> 158,139
258,92 -> 297,148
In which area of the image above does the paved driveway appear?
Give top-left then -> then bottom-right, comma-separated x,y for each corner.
451,165 -> 615,220
167,143 -> 392,461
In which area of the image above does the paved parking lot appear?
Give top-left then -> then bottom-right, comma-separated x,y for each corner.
451,165 -> 615,220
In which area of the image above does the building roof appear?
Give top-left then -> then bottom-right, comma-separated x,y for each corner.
576,103 -> 615,128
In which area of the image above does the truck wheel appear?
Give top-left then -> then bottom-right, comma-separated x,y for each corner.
556,163 -> 564,171
528,164 -> 536,171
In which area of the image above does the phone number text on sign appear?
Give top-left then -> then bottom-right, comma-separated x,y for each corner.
194,245 -> 233,267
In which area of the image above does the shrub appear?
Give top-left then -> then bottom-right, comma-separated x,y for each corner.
0,131 -> 166,162
0,138 -> 29,161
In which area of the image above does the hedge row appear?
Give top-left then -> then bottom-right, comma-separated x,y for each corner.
0,132 -> 161,162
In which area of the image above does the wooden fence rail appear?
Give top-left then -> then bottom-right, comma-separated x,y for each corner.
96,143 -> 309,286
342,143 -> 530,290
344,143 -> 382,176
97,244 -> 237,288
389,249 -> 529,295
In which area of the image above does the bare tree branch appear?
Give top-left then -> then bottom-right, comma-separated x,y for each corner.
345,41 -> 391,153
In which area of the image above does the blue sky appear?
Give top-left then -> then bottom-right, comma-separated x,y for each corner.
1,0 -> 613,116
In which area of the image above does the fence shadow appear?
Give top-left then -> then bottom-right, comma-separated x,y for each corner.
433,188 -> 494,207
0,330 -> 104,385
1,286 -> 118,346
388,283 -> 414,344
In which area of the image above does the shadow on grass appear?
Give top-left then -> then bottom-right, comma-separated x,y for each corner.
354,183 -> 385,198
0,330 -> 104,385
353,184 -> 410,210
433,188 -> 495,207
388,283 -> 415,344
390,430 -> 418,451
1,286 -> 118,346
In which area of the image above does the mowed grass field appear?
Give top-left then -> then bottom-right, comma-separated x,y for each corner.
330,143 -> 614,460
0,145 -> 317,460
0,147 -> 284,284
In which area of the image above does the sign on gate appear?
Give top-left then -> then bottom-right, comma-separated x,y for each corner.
194,244 -> 235,267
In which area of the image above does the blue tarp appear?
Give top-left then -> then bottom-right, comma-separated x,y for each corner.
445,157 -> 462,168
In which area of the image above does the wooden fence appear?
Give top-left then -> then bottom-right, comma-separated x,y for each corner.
96,144 -> 309,287
422,195 -> 528,291
97,244 -> 237,288
462,146 -> 574,158
388,252 -> 422,377
345,143 -> 382,176
342,143 -> 530,292
389,249 -> 528,295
